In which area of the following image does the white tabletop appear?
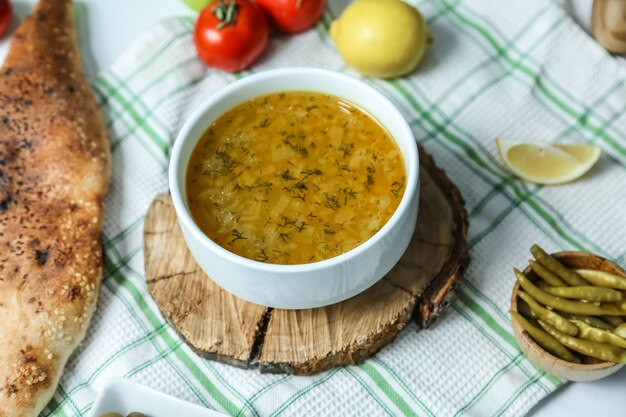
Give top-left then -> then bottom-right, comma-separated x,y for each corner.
1,1 -> 623,416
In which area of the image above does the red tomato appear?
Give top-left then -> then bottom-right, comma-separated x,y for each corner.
0,0 -> 12,37
255,0 -> 326,33
194,0 -> 269,72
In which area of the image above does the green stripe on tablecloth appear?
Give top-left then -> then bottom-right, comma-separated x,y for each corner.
109,74 -> 206,150
462,280 -> 511,324
106,70 -> 172,134
533,195 -> 612,255
346,367 -> 396,417
202,361 -> 261,417
359,361 -> 432,417
317,11 -> 331,38
269,369 -> 340,417
387,80 -> 508,179
591,83 -> 626,146
234,376 -> 291,417
126,339 -> 184,377
454,295 -> 552,391
457,289 -> 517,350
449,281 -> 563,396
121,261 -> 263,416
417,16 -> 568,145
104,56 -> 198,131
56,384 -> 80,417
388,80 -> 506,178
458,284 -> 563,387
106,246 -> 142,276
524,197 -> 587,250
442,0 -> 626,158
420,4 -> 557,132
97,76 -> 169,156
372,358 -> 436,417
104,215 -> 145,249
509,181 -> 605,255
455,298 -> 562,390
94,79 -> 167,167
469,179 -> 511,219
97,19 -> 195,110
116,19 -> 194,78
75,335 -> 185,417
428,8 -> 625,169
494,371 -> 545,417
447,0 -> 606,125
468,186 -> 539,248
452,304 -> 554,392
44,397 -> 64,417
48,324 -> 169,414
453,353 -> 525,417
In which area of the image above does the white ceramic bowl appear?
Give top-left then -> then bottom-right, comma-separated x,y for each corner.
169,68 -> 419,309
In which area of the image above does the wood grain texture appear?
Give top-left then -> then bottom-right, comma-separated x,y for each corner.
143,147 -> 468,375
144,197 -> 268,366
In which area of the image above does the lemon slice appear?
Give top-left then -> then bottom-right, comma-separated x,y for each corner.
496,138 -> 602,185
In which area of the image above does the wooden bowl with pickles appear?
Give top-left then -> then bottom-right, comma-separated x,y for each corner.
510,245 -> 626,381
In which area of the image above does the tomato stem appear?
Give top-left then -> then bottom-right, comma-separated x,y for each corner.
212,0 -> 239,29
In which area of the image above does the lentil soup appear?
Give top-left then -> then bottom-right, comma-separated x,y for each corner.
186,91 -> 406,264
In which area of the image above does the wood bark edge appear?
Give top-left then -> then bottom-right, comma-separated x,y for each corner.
416,146 -> 470,328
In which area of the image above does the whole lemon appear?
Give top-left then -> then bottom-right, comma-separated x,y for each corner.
329,0 -> 431,78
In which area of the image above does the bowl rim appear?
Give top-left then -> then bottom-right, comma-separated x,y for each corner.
168,67 -> 419,274
510,251 -> 624,372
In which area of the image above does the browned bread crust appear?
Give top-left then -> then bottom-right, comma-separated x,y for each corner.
0,0 -> 109,415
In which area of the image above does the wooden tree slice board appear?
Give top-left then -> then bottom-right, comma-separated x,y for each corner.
143,147 -> 469,375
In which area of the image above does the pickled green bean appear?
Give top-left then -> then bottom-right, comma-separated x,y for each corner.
602,315 -> 625,327
539,320 -> 626,364
515,269 -> 626,316
510,311 -> 580,363
576,269 -> 626,290
517,298 -> 537,319
530,244 -> 589,286
540,285 -> 622,303
614,323 -> 626,339
571,320 -> 626,349
529,259 -> 567,287
517,290 -> 578,336
559,312 -> 614,331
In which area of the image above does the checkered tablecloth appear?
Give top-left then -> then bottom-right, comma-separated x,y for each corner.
42,0 -> 626,416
